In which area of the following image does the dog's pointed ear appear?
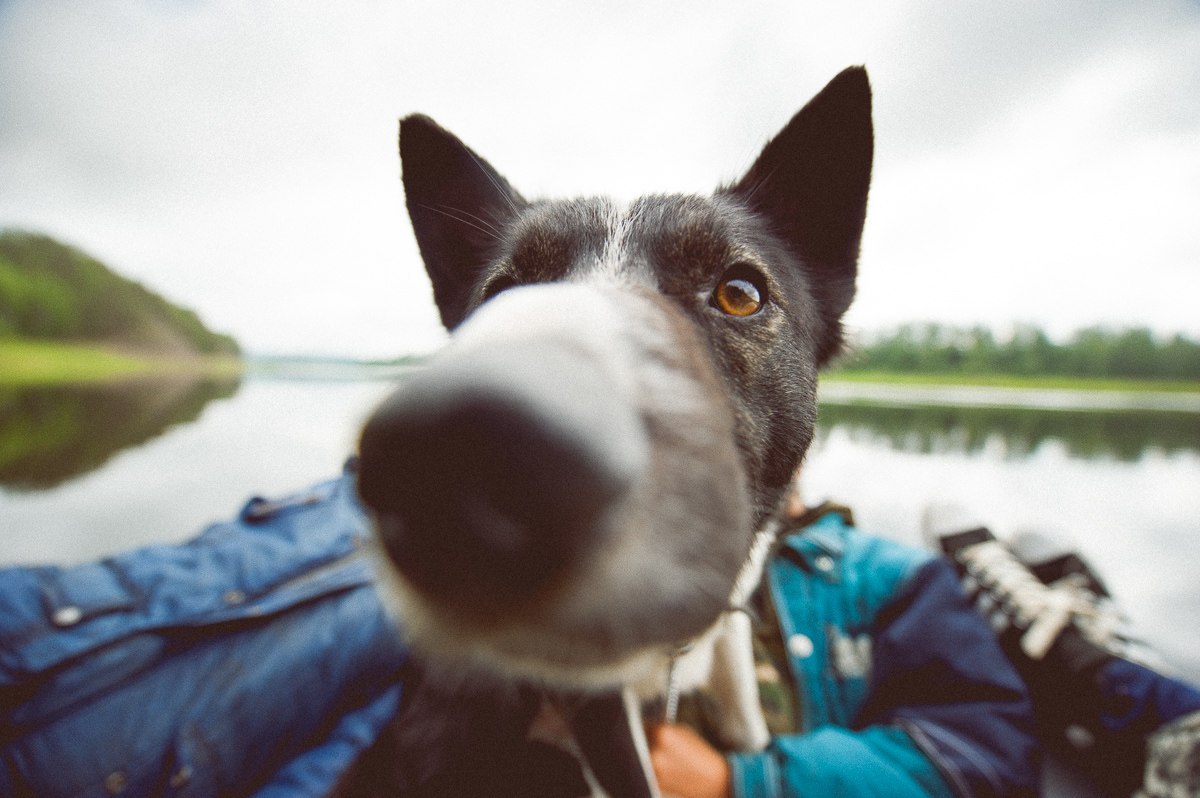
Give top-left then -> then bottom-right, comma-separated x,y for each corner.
400,115 -> 525,330
726,66 -> 873,365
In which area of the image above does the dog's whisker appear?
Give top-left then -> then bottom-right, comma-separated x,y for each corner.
466,149 -> 522,215
438,203 -> 506,238
419,203 -> 502,241
731,168 -> 776,206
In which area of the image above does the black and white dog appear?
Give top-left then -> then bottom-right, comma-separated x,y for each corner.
345,67 -> 873,797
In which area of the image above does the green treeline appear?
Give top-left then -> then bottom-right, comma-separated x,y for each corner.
839,323 -> 1200,382
0,230 -> 238,356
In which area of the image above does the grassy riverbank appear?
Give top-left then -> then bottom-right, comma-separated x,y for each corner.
824,369 -> 1200,395
5,339 -> 1194,396
0,339 -> 243,386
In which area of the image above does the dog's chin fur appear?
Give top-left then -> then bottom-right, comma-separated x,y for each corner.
369,521 -> 779,701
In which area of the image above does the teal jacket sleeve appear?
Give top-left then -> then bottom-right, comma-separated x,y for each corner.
730,724 -> 953,798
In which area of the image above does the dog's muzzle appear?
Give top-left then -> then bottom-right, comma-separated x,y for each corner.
358,286 -> 651,616
358,284 -> 752,680
359,319 -> 646,617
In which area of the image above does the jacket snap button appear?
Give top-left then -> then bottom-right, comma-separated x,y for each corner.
104,771 -> 128,794
1065,723 -> 1096,750
815,554 -> 835,572
52,606 -> 83,627
787,633 -> 814,658
223,589 -> 246,605
169,765 -> 193,788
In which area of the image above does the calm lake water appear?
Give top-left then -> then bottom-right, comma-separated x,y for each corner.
2,372 -> 1198,684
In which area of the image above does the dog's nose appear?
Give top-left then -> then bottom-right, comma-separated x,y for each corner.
358,339 -> 647,617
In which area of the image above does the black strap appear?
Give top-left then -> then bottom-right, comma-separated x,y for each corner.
567,692 -> 655,798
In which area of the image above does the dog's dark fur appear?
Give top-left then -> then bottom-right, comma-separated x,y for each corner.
343,67 -> 873,796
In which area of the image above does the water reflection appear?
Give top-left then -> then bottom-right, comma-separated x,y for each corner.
816,402 -> 1200,461
5,377 -> 1196,493
0,374 -> 241,490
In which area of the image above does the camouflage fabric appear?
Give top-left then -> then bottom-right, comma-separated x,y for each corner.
1137,709 -> 1200,798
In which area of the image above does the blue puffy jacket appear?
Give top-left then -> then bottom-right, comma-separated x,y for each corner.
1,469 -> 1037,796
0,465 -> 407,797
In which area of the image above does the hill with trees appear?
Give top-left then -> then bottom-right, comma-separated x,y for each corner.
837,323 -> 1200,382
0,230 -> 238,356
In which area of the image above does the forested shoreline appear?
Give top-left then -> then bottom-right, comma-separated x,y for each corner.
838,323 -> 1200,382
0,230 -> 238,356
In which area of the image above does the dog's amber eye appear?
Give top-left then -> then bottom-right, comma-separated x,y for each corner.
713,271 -> 765,317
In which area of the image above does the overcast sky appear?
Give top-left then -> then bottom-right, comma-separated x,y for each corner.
2,1 -> 1197,357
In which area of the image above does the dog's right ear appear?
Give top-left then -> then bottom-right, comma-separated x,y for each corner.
726,67 -> 873,365
400,115 -> 525,330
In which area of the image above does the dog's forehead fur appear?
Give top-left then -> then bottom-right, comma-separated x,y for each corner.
478,193 -> 814,301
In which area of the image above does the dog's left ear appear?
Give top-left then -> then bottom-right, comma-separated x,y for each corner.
400,115 -> 526,330
726,67 -> 874,365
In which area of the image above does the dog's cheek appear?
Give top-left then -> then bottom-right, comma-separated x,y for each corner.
516,290 -> 756,656
632,294 -> 757,571
698,308 -> 819,522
